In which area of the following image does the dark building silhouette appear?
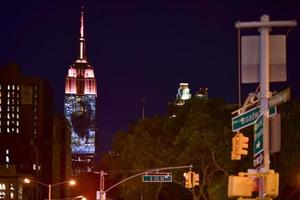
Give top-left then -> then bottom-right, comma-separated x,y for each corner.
195,87 -> 208,100
64,7 -> 97,176
0,64 -> 72,199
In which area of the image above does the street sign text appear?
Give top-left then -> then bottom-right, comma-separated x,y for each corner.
142,174 -> 172,183
232,106 -> 276,132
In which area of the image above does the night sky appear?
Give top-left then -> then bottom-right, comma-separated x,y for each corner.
1,0 -> 300,153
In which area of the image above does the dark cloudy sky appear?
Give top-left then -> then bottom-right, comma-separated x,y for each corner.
1,0 -> 300,153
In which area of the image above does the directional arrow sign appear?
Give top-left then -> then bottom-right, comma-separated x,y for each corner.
142,174 -> 172,182
254,114 -> 264,157
254,114 -> 264,168
232,106 -> 276,132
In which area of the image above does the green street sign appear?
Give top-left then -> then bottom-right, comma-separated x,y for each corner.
232,106 -> 276,132
269,87 -> 291,107
254,114 -> 264,157
142,174 -> 172,182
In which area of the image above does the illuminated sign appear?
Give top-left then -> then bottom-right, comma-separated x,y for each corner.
65,95 -> 96,154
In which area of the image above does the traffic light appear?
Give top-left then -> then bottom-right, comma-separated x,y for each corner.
264,170 -> 279,198
228,175 -> 253,198
192,172 -> 200,187
231,134 -> 241,160
184,171 -> 200,188
183,172 -> 192,189
237,133 -> 249,156
231,133 -> 249,160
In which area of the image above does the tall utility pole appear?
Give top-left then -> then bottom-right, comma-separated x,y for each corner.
95,170 -> 107,200
236,15 -> 296,197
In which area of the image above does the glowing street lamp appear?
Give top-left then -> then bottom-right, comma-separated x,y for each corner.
71,195 -> 87,200
23,178 -> 76,200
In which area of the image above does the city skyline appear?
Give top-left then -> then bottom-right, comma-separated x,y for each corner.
1,1 -> 300,153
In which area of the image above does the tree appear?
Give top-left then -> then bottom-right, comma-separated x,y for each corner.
100,99 -> 300,199
273,100 -> 300,199
101,98 -> 240,199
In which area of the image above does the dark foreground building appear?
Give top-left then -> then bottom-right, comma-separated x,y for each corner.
0,64 -> 72,199
64,7 -> 97,176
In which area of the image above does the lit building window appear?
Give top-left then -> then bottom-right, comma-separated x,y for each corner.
7,113 -> 10,119
7,121 -> 9,126
7,128 -> 10,133
7,85 -> 10,90
16,128 -> 19,133
10,184 -> 14,190
10,192 -> 13,199
6,149 -> 9,154
0,191 -> 6,199
12,85 -> 15,90
17,85 -> 19,90
0,183 -> 6,190
6,156 -> 9,163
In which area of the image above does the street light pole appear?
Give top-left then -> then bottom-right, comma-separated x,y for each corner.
48,184 -> 51,200
94,170 -> 107,200
23,178 -> 75,200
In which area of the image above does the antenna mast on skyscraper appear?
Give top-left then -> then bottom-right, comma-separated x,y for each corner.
77,6 -> 87,63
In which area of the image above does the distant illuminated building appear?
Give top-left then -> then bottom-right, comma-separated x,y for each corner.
169,83 -> 209,117
0,64 -> 71,199
195,87 -> 208,100
64,7 -> 97,175
176,83 -> 191,105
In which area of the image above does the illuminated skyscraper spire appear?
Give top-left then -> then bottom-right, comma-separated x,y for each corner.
65,6 -> 97,176
77,6 -> 87,63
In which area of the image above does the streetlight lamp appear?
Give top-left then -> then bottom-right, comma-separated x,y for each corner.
71,195 -> 87,200
23,178 -> 76,200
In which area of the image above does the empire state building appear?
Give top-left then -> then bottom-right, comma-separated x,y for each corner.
64,7 -> 97,175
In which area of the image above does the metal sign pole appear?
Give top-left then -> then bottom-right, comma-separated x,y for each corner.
235,15 -> 297,198
259,15 -> 271,171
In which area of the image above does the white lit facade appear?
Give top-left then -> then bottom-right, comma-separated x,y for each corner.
176,83 -> 191,105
